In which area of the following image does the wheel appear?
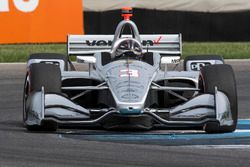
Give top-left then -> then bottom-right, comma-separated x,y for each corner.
23,63 -> 61,131
29,53 -> 68,71
200,64 -> 237,133
184,55 -> 224,71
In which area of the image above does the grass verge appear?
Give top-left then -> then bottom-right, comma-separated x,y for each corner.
183,42 -> 250,59
0,42 -> 250,62
0,44 -> 66,62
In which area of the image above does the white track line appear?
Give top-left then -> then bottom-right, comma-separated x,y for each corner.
235,129 -> 250,133
179,145 -> 250,149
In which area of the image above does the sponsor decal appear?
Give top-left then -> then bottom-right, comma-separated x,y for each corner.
86,40 -> 113,46
86,36 -> 163,47
119,69 -> 139,78
161,56 -> 180,64
191,62 -> 211,71
153,36 -> 162,44
121,93 -> 139,99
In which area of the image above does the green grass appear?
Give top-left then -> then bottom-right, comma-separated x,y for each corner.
183,42 -> 250,59
0,44 -> 66,62
0,42 -> 250,62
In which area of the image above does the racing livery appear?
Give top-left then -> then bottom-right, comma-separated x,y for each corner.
23,8 -> 237,133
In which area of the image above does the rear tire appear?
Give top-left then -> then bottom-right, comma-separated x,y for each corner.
23,63 -> 61,131
200,64 -> 237,133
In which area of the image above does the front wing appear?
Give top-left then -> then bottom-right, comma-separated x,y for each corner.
25,87 -> 233,129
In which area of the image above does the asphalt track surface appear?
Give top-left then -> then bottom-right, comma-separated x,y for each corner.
1,61 -> 250,167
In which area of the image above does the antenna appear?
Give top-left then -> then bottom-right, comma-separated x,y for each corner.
121,7 -> 133,20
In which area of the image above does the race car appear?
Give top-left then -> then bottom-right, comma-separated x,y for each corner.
23,7 -> 237,133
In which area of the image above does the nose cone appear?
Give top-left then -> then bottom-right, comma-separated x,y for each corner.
119,107 -> 142,114
108,64 -> 149,103
103,61 -> 156,114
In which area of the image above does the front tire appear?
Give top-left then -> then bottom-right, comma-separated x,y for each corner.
200,64 -> 238,133
29,53 -> 68,71
23,63 -> 61,131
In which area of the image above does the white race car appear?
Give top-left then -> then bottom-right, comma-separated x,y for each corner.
23,7 -> 237,133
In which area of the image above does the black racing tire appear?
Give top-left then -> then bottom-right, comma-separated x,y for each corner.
200,64 -> 237,133
23,63 -> 61,131
184,55 -> 224,71
29,53 -> 68,71
29,63 -> 61,93
26,120 -> 58,132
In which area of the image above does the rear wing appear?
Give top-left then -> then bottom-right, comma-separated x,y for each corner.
67,34 -> 182,56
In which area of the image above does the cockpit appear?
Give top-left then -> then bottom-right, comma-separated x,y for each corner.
108,7 -> 146,61
111,38 -> 143,60
68,7 -> 181,67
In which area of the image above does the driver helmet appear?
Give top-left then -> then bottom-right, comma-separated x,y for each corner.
111,38 -> 142,58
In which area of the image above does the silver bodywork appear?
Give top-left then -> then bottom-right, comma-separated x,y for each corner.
24,18 -> 234,129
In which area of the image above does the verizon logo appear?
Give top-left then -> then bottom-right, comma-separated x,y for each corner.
86,36 -> 163,46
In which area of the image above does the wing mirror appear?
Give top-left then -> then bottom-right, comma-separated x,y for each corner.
76,56 -> 96,76
161,56 -> 180,75
77,56 -> 96,64
160,56 -> 180,64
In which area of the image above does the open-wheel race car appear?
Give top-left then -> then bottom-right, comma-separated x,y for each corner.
23,7 -> 237,133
